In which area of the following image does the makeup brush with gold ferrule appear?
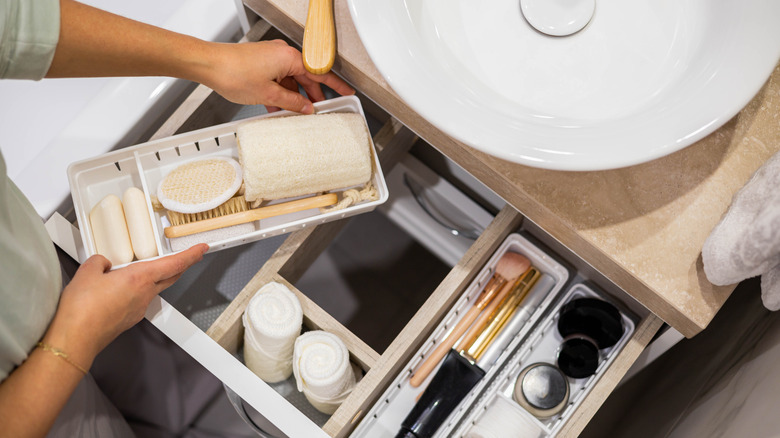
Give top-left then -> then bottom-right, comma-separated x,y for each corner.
163,193 -> 338,238
463,267 -> 541,364
397,266 -> 543,438
409,252 -> 530,387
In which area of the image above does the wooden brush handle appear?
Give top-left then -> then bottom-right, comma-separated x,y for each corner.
409,305 -> 482,388
302,0 -> 336,74
164,193 -> 338,239
456,280 -> 515,352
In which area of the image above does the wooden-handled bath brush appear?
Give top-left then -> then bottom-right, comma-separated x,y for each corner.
302,0 -> 336,74
163,193 -> 338,238
157,156 -> 339,239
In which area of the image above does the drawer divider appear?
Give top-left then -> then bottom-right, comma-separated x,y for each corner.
206,118 -> 417,352
272,275 -> 380,371
329,205 -> 523,437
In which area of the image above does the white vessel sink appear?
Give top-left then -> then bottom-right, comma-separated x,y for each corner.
347,0 -> 780,170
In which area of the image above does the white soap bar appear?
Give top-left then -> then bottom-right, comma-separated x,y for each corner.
89,194 -> 134,266
123,187 -> 158,260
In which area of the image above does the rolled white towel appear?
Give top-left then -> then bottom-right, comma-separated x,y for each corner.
292,331 -> 356,415
242,282 -> 303,383
703,150 -> 780,310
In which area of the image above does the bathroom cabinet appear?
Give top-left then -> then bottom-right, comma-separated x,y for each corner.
135,3 -> 780,437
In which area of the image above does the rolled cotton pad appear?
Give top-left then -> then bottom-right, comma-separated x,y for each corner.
122,187 -> 158,260
292,330 -> 356,415
242,282 -> 303,383
89,194 -> 134,266
157,156 -> 242,214
236,113 -> 372,203
465,396 -> 543,438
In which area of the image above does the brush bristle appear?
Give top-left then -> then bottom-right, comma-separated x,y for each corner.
494,252 -> 532,279
167,196 -> 249,226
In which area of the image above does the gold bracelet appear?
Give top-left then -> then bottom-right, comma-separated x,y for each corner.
36,342 -> 88,375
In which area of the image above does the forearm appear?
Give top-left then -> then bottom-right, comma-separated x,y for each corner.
0,337 -> 93,437
46,0 -> 215,84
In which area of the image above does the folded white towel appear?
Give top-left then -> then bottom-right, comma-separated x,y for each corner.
292,331 -> 356,415
242,282 -> 303,383
703,151 -> 780,310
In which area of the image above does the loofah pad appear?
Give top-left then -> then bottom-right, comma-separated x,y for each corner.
236,113 -> 372,203
157,157 -> 242,214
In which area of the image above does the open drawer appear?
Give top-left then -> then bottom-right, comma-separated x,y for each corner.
143,199 -> 661,438
147,109 -> 659,438
50,21 -> 662,438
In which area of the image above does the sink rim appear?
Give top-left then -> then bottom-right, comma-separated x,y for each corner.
347,0 -> 780,171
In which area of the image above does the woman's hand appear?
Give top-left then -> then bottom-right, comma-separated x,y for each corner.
198,39 -> 355,113
42,243 -> 209,370
48,1 -> 354,115
0,244 -> 208,437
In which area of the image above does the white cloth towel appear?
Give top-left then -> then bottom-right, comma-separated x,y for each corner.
242,282 -> 303,383
703,151 -> 780,310
292,330 -> 356,415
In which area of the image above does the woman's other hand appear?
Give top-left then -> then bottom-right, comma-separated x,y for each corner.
42,243 -> 209,370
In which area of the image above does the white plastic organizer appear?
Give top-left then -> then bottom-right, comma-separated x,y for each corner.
67,96 -> 387,268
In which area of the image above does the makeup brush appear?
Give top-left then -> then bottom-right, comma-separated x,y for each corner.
477,274 -> 556,367
396,268 -> 541,438
409,252 -> 530,387
454,264 -> 535,354
464,269 -> 540,363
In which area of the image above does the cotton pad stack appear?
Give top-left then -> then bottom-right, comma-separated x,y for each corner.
242,282 -> 304,383
292,330 -> 357,414
236,113 -> 373,206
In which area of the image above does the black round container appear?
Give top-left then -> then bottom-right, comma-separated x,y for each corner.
557,297 -> 623,349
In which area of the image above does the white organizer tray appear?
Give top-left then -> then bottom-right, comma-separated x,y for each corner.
452,283 -> 637,438
67,95 -> 387,268
350,233 -> 570,438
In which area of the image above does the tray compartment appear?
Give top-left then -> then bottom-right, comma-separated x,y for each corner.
452,282 -> 637,437
350,233 -> 570,438
230,275 -> 378,430
67,96 -> 388,265
200,115 -> 422,438
68,153 -> 148,263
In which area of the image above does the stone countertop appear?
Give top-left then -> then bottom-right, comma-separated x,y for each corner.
245,0 -> 780,337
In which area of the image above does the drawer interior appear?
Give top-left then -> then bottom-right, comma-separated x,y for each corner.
141,21 -> 663,438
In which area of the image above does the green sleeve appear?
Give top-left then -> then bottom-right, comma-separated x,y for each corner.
0,0 -> 60,80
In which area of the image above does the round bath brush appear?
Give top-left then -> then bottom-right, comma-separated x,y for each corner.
157,157 -> 243,214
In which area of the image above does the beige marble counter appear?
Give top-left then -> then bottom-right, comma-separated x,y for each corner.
244,0 -> 780,337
